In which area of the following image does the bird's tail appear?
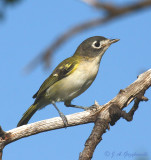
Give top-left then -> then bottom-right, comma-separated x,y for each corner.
17,103 -> 38,127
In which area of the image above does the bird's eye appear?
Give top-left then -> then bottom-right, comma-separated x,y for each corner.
92,41 -> 102,49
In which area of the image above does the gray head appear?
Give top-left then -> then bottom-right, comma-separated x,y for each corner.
74,36 -> 119,58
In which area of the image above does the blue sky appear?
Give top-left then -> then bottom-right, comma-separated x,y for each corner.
0,0 -> 151,160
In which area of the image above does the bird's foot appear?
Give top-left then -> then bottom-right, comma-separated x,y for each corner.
52,101 -> 68,127
58,112 -> 68,127
84,105 -> 98,111
65,101 -> 99,111
65,104 -> 89,110
84,101 -> 100,111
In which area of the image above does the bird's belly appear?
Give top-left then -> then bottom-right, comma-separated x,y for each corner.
46,61 -> 99,102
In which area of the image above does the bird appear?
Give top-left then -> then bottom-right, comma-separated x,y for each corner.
17,36 -> 119,127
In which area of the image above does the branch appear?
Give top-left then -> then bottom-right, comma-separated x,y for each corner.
25,0 -> 151,72
121,94 -> 148,121
0,69 -> 150,159
80,0 -> 118,12
79,94 -> 149,160
81,0 -> 151,13
79,70 -> 151,159
79,118 -> 109,160
0,126 -> 5,160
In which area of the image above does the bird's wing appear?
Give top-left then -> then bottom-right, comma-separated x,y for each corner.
33,57 -> 79,99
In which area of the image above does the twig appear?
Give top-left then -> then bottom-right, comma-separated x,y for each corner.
79,118 -> 109,160
79,79 -> 150,160
80,0 -> 98,7
0,127 -> 5,138
121,94 -> 148,121
79,95 -> 149,159
0,151 -> 2,160
0,126 -> 5,160
25,16 -> 111,72
25,0 -> 151,72
81,0 -> 118,12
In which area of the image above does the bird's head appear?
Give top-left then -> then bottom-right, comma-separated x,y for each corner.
74,36 -> 119,59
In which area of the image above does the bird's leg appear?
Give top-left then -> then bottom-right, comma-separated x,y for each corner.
52,101 -> 68,127
64,101 -> 89,110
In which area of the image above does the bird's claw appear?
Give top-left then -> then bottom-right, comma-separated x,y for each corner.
59,112 -> 68,127
84,105 -> 98,111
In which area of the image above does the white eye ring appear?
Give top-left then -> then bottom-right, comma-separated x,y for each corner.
92,41 -> 102,49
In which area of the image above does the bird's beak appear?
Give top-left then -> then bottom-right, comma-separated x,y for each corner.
109,39 -> 120,44
100,38 -> 120,48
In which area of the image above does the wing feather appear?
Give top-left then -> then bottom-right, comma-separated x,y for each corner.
33,57 -> 79,99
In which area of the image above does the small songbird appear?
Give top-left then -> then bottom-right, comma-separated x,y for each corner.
17,36 -> 119,127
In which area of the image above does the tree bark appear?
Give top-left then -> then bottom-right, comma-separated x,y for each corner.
0,69 -> 151,160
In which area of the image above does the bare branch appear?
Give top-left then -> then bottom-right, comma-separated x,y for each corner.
25,0 -> 151,72
121,94 -> 148,121
80,0 -> 118,12
24,17 -> 111,72
0,69 -> 150,160
0,126 -> 5,160
81,0 -> 151,13
79,69 -> 151,159
0,127 -> 5,138
80,0 -> 98,7
0,151 -> 2,160
4,108 -> 99,145
79,118 -> 109,160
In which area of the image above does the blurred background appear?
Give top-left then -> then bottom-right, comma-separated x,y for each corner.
0,0 -> 151,160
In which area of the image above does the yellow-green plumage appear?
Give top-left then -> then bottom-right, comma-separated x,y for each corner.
17,104 -> 38,127
33,56 -> 80,100
17,36 -> 119,127
17,57 -> 80,126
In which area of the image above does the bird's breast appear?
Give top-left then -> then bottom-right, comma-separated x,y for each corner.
46,58 -> 100,102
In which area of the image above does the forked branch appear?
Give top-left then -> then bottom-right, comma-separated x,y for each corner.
0,69 -> 150,160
